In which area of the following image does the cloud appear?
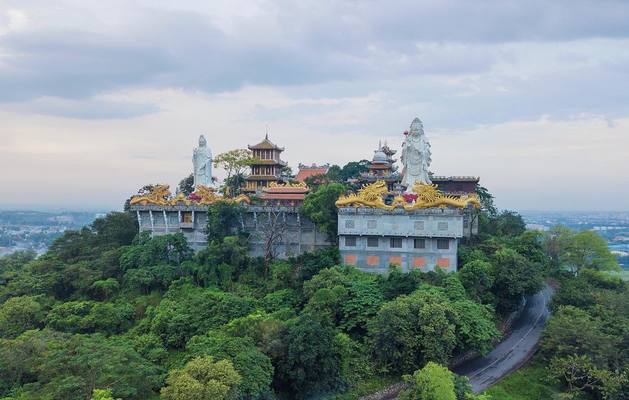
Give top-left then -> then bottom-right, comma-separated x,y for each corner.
0,1 -> 628,210
1,0 -> 628,120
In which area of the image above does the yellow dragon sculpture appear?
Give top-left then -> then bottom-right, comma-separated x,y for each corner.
130,184 -> 251,207
335,180 -> 480,210
129,184 -> 172,206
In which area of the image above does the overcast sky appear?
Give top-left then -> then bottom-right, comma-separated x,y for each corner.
1,0 -> 628,211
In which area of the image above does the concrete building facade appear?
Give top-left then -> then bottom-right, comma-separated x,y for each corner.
131,204 -> 330,257
337,207 -> 464,273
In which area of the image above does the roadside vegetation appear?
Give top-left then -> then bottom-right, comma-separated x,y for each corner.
0,183 -> 623,400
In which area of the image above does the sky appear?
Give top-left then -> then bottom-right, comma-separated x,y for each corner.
1,0 -> 628,211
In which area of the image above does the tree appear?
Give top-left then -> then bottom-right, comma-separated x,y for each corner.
206,203 -> 244,244
12,331 -> 162,400
564,230 -> 619,276
161,356 -> 241,400
547,355 -> 607,397
451,300 -> 499,355
340,160 -> 369,181
399,362 -> 456,400
0,296 -> 44,338
491,248 -> 543,313
541,305 -> 615,366
186,331 -> 274,399
89,278 -> 120,300
274,314 -> 343,398
368,291 -> 457,374
177,173 -> 195,196
213,149 -> 254,196
91,388 -> 115,400
150,283 -> 256,348
301,183 -> 346,243
458,260 -> 495,304
255,210 -> 288,266
120,233 -> 193,271
475,185 -> 496,216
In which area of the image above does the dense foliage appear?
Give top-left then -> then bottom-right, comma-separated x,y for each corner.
0,186 -> 621,400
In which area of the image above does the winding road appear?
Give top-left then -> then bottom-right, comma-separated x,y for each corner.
454,284 -> 554,393
360,284 -> 554,399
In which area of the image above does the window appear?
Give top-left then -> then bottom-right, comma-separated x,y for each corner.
390,237 -> 403,248
367,220 -> 377,229
414,238 -> 426,249
345,236 -> 357,247
438,222 -> 448,231
367,237 -> 379,247
437,239 -> 449,250
181,212 -> 193,223
345,220 -> 355,229
414,221 -> 425,231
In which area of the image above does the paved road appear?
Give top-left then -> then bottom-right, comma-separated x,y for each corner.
358,285 -> 554,400
453,284 -> 554,393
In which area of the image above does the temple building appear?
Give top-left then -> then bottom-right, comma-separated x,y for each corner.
338,206 -> 465,273
295,163 -> 330,183
128,117 -> 480,269
357,142 -> 401,190
259,182 -> 310,207
336,117 -> 481,273
244,134 -> 287,193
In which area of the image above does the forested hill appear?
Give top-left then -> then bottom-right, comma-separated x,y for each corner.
0,189 -> 625,400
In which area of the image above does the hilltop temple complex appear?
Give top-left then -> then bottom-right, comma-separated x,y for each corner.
129,117 -> 480,272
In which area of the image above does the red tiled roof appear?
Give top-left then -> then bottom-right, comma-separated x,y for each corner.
295,167 -> 329,182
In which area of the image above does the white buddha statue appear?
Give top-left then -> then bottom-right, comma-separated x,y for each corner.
193,135 -> 213,188
401,117 -> 432,191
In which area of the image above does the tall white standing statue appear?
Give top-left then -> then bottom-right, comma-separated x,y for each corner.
401,117 -> 432,191
192,135 -> 213,188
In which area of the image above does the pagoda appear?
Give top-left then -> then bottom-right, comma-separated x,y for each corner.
244,134 -> 288,193
357,141 -> 401,190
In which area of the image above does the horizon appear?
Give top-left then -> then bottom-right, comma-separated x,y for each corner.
1,1 -> 628,211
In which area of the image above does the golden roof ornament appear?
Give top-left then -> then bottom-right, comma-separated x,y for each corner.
335,180 -> 480,210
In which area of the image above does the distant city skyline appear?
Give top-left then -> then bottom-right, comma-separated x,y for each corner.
1,1 -> 628,211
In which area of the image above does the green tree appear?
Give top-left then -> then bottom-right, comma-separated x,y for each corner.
491,248 -> 543,313
399,362 -> 456,400
368,291 -> 457,374
475,185 -> 496,216
206,203 -> 245,244
45,300 -> 134,335
11,331 -> 161,400
565,230 -> 620,275
340,160 -> 369,180
213,149 -> 254,196
0,296 -> 44,338
161,356 -> 241,400
177,173 -> 195,196
120,233 -> 193,271
91,388 -> 115,400
541,305 -> 615,366
458,260 -> 495,304
150,282 -> 256,348
89,278 -> 120,300
274,314 -> 343,398
301,183 -> 346,243
186,331 -> 274,399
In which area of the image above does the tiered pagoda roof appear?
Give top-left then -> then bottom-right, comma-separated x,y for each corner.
248,134 -> 285,151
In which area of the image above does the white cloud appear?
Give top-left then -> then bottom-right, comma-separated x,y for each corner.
0,0 -> 628,210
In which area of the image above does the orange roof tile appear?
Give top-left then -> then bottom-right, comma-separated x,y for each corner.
295,167 -> 329,182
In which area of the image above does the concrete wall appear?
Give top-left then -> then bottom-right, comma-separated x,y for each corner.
131,204 -> 331,257
337,207 -> 463,273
